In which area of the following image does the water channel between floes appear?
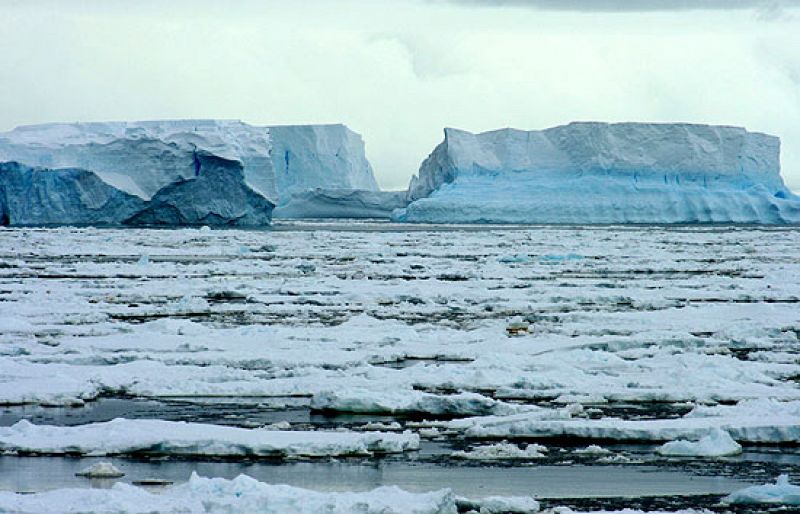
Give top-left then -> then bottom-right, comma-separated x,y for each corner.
0,456 -> 749,499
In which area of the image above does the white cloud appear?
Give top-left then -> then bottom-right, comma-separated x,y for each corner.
0,0 -> 798,190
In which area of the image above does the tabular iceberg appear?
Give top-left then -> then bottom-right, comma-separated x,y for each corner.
395,122 -> 800,224
0,120 -> 382,225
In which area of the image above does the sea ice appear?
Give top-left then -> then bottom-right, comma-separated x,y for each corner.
723,474 -> 800,505
0,473 -> 459,514
311,389 -> 531,416
451,442 -> 547,460
0,419 -> 419,457
75,461 -> 125,478
454,398 -> 800,444
656,428 -> 742,457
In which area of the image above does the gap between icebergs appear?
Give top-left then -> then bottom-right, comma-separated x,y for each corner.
0,419 -> 419,458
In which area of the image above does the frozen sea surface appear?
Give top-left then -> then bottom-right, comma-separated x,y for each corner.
1,222 -> 799,512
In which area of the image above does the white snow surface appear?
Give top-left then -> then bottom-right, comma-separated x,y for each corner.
724,474 -> 800,505
397,123 -> 800,224
0,120 -> 377,204
0,419 -> 419,457
656,428 -> 742,457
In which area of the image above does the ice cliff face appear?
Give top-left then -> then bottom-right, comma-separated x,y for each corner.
269,125 -> 379,201
124,153 -> 274,227
396,122 -> 800,224
0,158 -> 273,227
0,162 -> 145,226
0,120 -> 380,225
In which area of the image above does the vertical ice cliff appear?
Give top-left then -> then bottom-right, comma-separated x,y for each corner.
0,162 -> 145,226
269,124 -> 379,199
0,120 -> 383,225
396,123 -> 800,224
123,153 -> 274,227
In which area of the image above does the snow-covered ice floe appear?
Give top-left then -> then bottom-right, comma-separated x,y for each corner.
1,225 -> 800,415
451,399 -> 800,444
656,428 -> 742,457
0,120 -> 381,226
724,474 -> 800,505
395,122 -> 800,224
0,419 -> 419,457
311,388 -> 532,416
0,473 -> 464,514
452,442 -> 547,460
75,461 -> 125,478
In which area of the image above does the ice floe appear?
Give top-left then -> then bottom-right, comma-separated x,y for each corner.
723,474 -> 800,505
75,461 -> 125,478
452,442 -> 547,460
0,419 -> 419,457
453,399 -> 800,444
0,473 -> 459,514
657,428 -> 742,457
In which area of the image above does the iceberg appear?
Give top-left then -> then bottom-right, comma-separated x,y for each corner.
0,120 -> 382,225
273,188 -> 408,219
395,122 -> 800,224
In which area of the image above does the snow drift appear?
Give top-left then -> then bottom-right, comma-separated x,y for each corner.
395,122 -> 800,224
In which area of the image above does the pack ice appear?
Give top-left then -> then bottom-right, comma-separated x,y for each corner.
395,122 -> 800,224
0,120 -> 384,226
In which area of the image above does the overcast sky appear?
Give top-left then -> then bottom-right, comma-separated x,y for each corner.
1,0 -> 799,190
